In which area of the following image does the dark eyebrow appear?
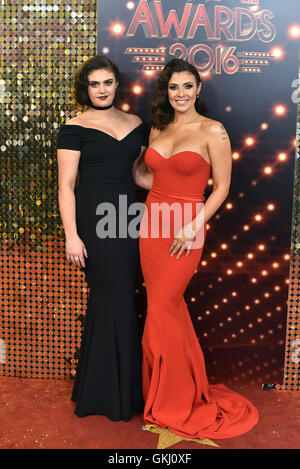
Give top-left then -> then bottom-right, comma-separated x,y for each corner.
88,79 -> 114,84
168,81 -> 194,86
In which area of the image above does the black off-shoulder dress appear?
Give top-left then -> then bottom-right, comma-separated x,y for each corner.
57,122 -> 148,420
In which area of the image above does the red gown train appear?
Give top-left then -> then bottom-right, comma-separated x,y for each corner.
139,147 -> 259,440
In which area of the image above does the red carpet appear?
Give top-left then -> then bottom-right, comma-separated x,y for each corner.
0,376 -> 298,449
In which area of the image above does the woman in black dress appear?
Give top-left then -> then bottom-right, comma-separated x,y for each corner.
56,55 -> 147,420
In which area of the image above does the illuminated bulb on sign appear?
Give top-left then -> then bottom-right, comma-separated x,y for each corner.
245,137 -> 254,146
144,70 -> 154,76
232,152 -> 239,160
261,123 -> 268,130
254,214 -> 262,221
133,85 -> 142,94
201,71 -> 211,80
227,269 -> 233,275
248,253 -> 254,259
111,23 -> 125,35
121,103 -> 130,112
289,25 -> 300,38
278,152 -> 287,161
207,178 -> 213,185
264,166 -> 272,174
221,243 -> 227,249
261,270 -> 268,276
237,261 -> 243,267
272,262 -> 279,268
271,47 -> 284,59
226,203 -> 232,209
258,244 -> 265,250
267,203 -> 275,210
211,252 -> 217,257
243,225 -> 249,231
126,1 -> 135,9
274,105 -> 286,116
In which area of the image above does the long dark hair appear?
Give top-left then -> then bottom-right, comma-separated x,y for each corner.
150,58 -> 209,130
72,55 -> 121,110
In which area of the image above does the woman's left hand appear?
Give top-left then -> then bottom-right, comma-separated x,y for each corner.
169,226 -> 195,259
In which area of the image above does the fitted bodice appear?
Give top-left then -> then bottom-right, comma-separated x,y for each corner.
145,147 -> 211,201
57,122 -> 148,185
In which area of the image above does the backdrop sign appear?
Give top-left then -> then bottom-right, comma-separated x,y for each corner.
98,0 -> 300,390
98,0 -> 296,78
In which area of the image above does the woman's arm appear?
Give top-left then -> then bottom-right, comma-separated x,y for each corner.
132,147 -> 153,190
132,126 -> 160,190
57,148 -> 87,268
194,121 -> 232,227
170,122 -> 232,258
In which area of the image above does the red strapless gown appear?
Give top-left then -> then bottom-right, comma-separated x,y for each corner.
139,147 -> 259,439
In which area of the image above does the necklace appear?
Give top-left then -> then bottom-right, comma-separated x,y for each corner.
89,102 -> 113,110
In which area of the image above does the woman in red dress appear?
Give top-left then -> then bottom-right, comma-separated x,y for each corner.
133,58 -> 259,440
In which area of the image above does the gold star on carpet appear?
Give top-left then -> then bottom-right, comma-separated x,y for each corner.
143,424 -> 220,449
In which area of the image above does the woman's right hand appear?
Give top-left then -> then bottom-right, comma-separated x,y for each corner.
65,235 -> 88,268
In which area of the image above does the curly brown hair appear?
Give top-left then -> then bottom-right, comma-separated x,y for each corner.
150,58 -> 209,130
72,55 -> 121,109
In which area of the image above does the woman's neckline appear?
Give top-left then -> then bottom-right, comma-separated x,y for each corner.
64,122 -> 144,143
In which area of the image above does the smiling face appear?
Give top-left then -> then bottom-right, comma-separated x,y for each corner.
167,71 -> 201,113
87,68 -> 118,108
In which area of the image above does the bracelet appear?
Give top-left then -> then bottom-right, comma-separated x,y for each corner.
184,223 -> 197,239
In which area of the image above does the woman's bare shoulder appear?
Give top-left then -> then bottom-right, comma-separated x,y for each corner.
196,116 -> 228,139
149,126 -> 160,142
197,116 -> 222,130
65,113 -> 88,126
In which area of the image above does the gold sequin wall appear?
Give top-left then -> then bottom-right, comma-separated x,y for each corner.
0,0 -> 97,378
